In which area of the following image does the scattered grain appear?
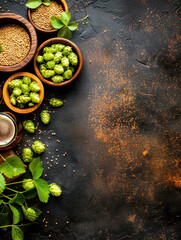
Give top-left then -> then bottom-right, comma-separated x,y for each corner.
0,24 -> 30,66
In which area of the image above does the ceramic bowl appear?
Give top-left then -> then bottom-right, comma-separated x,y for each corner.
3,72 -> 44,114
0,13 -> 37,72
34,37 -> 83,87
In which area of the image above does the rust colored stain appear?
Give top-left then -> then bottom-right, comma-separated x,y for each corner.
83,6 -> 180,237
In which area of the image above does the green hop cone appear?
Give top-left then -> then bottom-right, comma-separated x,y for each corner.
32,140 -> 45,154
25,208 -> 37,221
49,98 -> 63,107
49,183 -> 62,197
40,110 -> 50,125
22,179 -> 35,190
22,148 -> 33,162
23,120 -> 35,133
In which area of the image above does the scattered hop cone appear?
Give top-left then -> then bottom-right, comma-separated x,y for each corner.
22,179 -> 35,190
32,140 -> 45,154
22,148 -> 33,162
26,208 -> 37,221
23,120 -> 35,133
49,98 -> 63,107
49,183 -> 62,197
40,110 -> 50,125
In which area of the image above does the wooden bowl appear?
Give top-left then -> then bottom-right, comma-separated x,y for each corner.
0,13 -> 37,72
34,38 -> 83,87
3,72 -> 44,114
28,0 -> 69,34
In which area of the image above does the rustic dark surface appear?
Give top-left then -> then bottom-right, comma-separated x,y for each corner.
0,0 -> 181,239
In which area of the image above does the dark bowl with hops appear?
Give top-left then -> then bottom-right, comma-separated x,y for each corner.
27,0 -> 69,34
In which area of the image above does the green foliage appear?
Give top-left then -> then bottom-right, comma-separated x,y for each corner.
50,11 -> 88,39
26,0 -> 51,9
34,179 -> 50,203
12,225 -> 24,240
0,173 -> 5,195
29,158 -> 43,179
9,205 -> 21,224
0,144 -> 61,239
22,188 -> 37,200
9,193 -> 25,205
0,156 -> 25,178
0,44 -> 3,53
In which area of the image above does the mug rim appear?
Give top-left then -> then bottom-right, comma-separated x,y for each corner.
0,112 -> 18,148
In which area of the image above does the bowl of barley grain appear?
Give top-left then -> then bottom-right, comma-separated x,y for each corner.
28,0 -> 69,34
0,13 -> 37,72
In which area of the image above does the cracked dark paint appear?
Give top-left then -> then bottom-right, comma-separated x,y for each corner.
0,0 -> 181,239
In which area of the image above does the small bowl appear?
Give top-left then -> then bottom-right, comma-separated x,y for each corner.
28,0 -> 69,34
0,13 -> 37,72
34,38 -> 83,87
3,72 -> 44,114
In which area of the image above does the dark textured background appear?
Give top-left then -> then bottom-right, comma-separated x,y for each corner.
0,0 -> 181,239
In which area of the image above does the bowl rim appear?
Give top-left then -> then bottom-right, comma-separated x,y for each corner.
34,37 -> 83,87
3,72 -> 44,114
28,0 -> 69,34
0,13 -> 37,72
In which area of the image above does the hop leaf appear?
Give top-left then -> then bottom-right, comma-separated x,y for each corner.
61,11 -> 71,25
26,0 -> 42,9
42,0 -> 51,6
12,225 -> 23,240
0,173 -> 5,195
34,179 -> 50,203
29,157 -> 44,179
68,22 -> 78,31
50,16 -> 64,29
9,204 -> 21,224
9,193 -> 25,205
57,27 -> 72,40
0,156 -> 25,178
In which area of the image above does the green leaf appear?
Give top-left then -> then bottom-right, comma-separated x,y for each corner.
9,193 -> 25,205
57,27 -> 72,40
0,205 -> 11,230
12,226 -> 23,240
0,212 -> 10,227
0,156 -> 25,178
68,22 -> 78,31
26,0 -> 42,9
0,173 -> 5,195
9,204 -> 21,224
22,188 -> 37,199
29,157 -> 43,179
34,179 -> 50,203
42,0 -> 51,6
50,16 -> 64,29
0,199 -> 3,205
61,11 -> 71,25
0,44 -> 3,52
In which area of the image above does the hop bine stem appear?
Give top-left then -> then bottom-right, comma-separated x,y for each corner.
74,15 -> 89,23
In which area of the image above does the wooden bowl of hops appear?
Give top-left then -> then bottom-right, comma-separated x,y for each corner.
3,72 -> 44,114
34,37 -> 83,87
27,0 -> 69,34
0,13 -> 37,72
